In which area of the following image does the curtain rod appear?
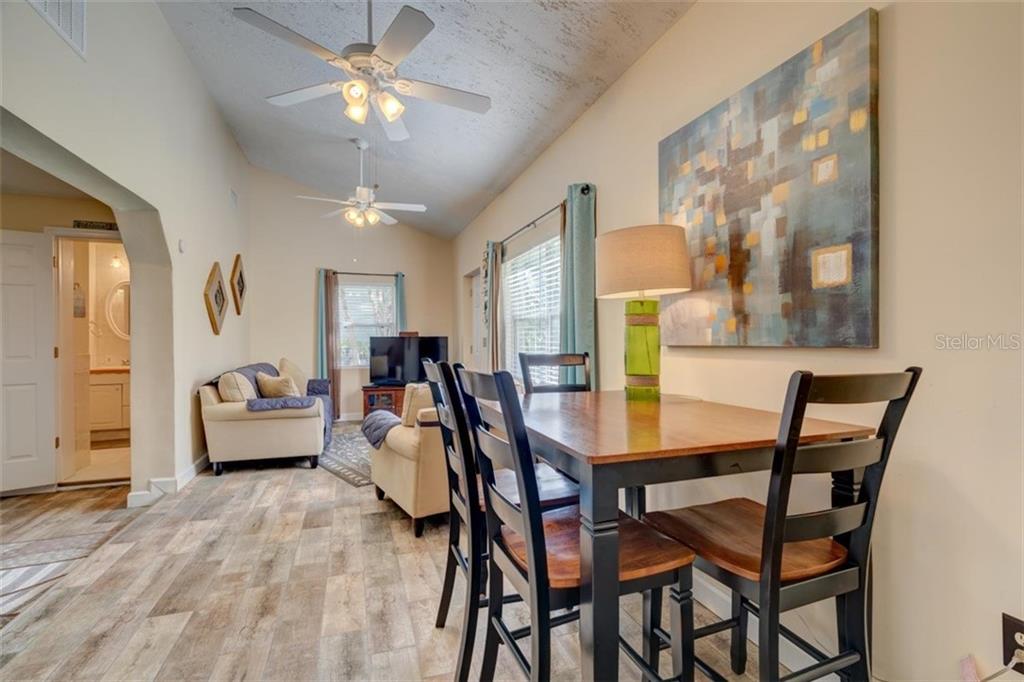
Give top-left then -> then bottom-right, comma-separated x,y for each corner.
330,270 -> 398,277
500,201 -> 565,246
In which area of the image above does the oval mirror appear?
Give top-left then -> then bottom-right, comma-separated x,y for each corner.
106,280 -> 131,340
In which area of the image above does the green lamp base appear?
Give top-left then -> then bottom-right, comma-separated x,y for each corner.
624,299 -> 660,401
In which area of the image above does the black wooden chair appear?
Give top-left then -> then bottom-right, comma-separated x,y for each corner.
457,367 -> 697,682
518,352 -> 591,394
643,367 -> 922,682
423,360 -> 579,682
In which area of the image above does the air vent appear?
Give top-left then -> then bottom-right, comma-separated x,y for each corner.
28,0 -> 86,58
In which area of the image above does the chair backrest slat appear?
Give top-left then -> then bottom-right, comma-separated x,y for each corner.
791,438 -> 884,475
519,352 -> 592,395
807,372 -> 914,404
488,487 -> 526,535
759,367 -> 922,592
784,503 -> 868,543
477,427 -> 518,471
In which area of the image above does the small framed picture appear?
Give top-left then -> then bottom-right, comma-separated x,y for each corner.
204,262 -> 229,335
230,253 -> 246,315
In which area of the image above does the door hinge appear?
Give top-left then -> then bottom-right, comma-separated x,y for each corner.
54,346 -> 59,359
53,255 -> 57,268
55,436 -> 60,449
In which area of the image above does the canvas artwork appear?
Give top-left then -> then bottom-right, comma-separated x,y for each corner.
659,10 -> 878,347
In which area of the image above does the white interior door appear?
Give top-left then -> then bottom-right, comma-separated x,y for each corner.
1,230 -> 56,492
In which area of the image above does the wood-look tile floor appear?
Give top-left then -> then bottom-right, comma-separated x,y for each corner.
0,466 -> 771,681
0,486 -> 141,627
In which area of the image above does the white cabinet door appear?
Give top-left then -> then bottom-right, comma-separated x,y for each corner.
89,384 -> 122,430
1,231 -> 56,492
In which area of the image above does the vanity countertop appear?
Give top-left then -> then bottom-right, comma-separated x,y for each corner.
90,367 -> 131,374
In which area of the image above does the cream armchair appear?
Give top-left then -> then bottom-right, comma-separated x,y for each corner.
370,383 -> 447,536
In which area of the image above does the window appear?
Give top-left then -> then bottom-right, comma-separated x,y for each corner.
335,281 -> 396,368
501,235 -> 561,383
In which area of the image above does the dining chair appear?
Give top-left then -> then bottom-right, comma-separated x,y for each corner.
643,367 -> 922,682
422,360 -> 579,682
457,367 -> 697,682
518,352 -> 591,394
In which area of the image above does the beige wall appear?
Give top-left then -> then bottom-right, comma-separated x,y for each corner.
1,193 -> 116,231
247,165 -> 456,418
2,1 -> 251,490
454,2 -> 1022,679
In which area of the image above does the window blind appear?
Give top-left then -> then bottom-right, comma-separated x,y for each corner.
334,280 -> 396,368
501,235 -> 561,383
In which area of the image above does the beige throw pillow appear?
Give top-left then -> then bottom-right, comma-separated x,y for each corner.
218,372 -> 257,403
278,357 -> 308,396
257,372 -> 300,398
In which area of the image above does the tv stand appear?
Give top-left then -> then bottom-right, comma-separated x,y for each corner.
362,384 -> 405,418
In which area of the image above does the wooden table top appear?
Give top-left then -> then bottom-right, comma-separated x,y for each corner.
520,391 -> 874,465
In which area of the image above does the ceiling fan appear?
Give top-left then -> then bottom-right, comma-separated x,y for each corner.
297,139 -> 426,227
233,2 -> 491,141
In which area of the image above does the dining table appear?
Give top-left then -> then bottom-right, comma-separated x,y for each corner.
518,390 -> 875,682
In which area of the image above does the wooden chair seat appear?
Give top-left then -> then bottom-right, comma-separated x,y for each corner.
644,497 -> 848,583
500,504 -> 695,589
477,463 -> 579,511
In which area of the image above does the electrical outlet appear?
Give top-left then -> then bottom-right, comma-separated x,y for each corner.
1004,613 -> 1024,674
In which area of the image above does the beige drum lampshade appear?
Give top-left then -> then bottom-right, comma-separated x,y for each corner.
596,224 -> 692,299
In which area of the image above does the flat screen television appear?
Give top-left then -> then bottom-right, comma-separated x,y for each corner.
369,336 -> 448,385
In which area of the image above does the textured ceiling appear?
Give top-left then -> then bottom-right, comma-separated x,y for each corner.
159,1 -> 691,237
1,149 -> 91,198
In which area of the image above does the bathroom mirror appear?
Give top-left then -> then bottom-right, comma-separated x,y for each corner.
106,280 -> 131,340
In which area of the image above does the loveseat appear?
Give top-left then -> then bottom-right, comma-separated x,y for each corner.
199,359 -> 332,475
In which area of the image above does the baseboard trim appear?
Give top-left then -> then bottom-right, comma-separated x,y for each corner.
337,412 -> 362,422
125,453 -> 214,508
126,475 -> 177,508
693,570 -> 839,681
176,453 -> 209,490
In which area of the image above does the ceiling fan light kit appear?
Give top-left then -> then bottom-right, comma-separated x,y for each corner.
295,139 -> 427,229
233,2 -> 492,142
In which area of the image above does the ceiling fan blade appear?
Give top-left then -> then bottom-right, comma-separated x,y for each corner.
401,79 -> 491,114
233,7 -> 348,68
372,6 -> 434,67
322,208 -> 345,218
374,202 -> 426,213
374,210 -> 399,225
296,195 -> 353,205
267,82 -> 341,107
371,99 -> 410,141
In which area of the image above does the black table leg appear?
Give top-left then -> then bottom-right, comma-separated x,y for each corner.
624,486 -> 646,518
580,465 -> 621,681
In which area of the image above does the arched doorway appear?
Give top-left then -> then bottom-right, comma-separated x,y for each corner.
2,108 -> 175,504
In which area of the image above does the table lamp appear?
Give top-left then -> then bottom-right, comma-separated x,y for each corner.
596,224 -> 691,400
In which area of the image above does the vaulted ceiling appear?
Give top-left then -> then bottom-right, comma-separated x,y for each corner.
159,1 -> 691,237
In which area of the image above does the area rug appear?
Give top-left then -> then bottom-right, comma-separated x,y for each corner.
319,422 -> 373,487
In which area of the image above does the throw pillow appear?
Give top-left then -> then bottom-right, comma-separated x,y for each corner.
257,372 -> 300,398
401,383 -> 434,427
278,357 -> 308,396
218,371 -> 257,402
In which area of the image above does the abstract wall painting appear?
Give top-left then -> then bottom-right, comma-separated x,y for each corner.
659,10 -> 878,348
